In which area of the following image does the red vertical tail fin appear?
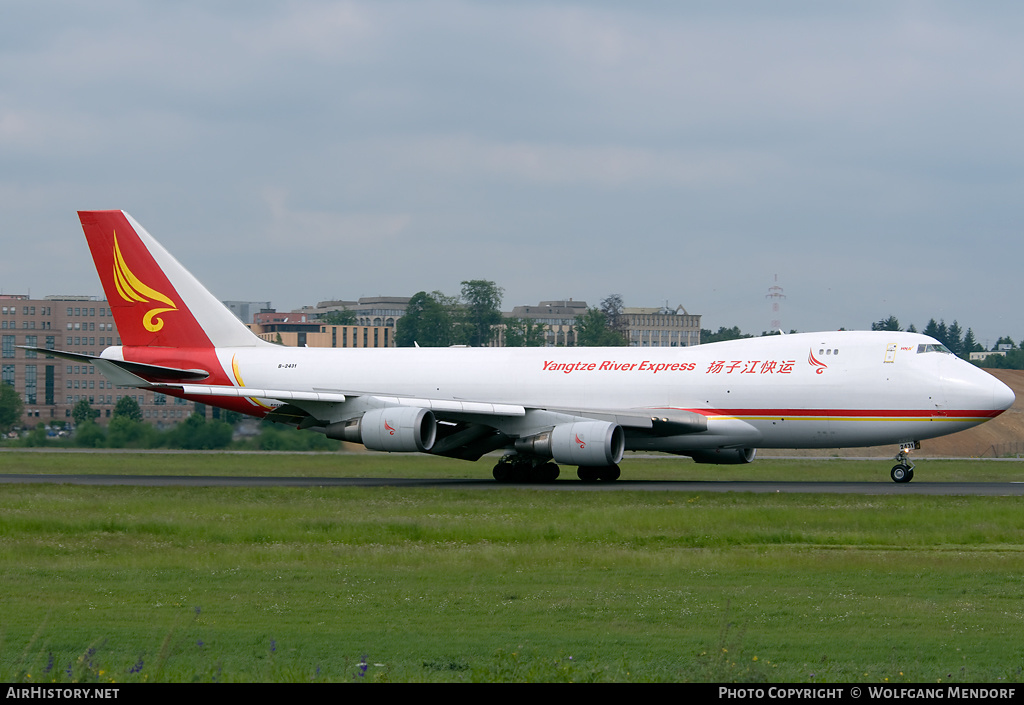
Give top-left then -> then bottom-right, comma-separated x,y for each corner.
78,211 -> 262,349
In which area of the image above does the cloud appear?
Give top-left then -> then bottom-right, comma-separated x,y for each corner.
1,2 -> 1022,344
261,187 -> 412,247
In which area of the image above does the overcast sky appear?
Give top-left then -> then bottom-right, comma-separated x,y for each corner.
1,1 -> 1021,345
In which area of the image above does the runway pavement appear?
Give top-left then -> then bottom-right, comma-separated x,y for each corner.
1,473 -> 1023,495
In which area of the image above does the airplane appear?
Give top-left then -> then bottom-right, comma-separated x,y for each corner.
30,210 -> 1015,483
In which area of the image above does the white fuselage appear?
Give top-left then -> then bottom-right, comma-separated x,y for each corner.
112,330 -> 1013,454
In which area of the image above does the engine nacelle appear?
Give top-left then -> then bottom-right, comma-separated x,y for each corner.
517,420 -> 625,466
326,407 -> 437,452
688,448 -> 757,465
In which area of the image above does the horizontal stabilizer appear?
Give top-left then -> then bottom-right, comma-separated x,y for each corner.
17,347 -> 209,382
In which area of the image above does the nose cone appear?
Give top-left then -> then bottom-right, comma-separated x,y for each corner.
942,358 -> 1015,416
993,375 -> 1016,413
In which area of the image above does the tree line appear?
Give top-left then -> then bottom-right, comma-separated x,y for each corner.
322,283 -> 1019,364
870,315 -> 1024,368
395,283 -> 629,348
2,395 -> 344,450
701,315 -> 1023,369
395,281 -> 506,347
868,315 -> 985,356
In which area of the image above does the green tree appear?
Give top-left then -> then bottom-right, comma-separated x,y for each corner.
253,422 -> 342,451
211,406 -> 244,424
22,423 -> 50,447
600,294 -> 626,339
700,326 -> 752,344
164,413 -> 233,450
395,281 -> 504,347
72,398 -> 99,426
322,309 -> 357,325
108,396 -> 160,448
575,308 -> 627,346
73,420 -> 106,448
961,328 -> 983,357
106,415 -> 152,448
946,320 -> 964,356
113,395 -> 143,423
459,280 -> 504,347
923,319 -> 947,345
921,319 -> 966,354
503,317 -> 547,347
0,382 -> 23,433
396,291 -> 460,347
871,316 -> 902,331
977,347 -> 1024,370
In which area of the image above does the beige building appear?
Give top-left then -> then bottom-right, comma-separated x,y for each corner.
499,300 -> 589,347
301,296 -> 411,329
623,306 -> 701,347
2,294 -> 396,432
969,350 -> 1006,362
496,300 -> 701,348
1,295 -> 195,429
249,323 -> 395,349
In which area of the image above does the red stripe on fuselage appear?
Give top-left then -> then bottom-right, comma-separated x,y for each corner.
672,407 -> 1004,419
120,346 -> 270,418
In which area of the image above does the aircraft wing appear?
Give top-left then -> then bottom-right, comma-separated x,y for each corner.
62,346 -> 707,462
538,407 -> 708,434
267,395 -> 708,462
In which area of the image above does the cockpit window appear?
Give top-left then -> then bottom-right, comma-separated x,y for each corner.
917,343 -> 952,355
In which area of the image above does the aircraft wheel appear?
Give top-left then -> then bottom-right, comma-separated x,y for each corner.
493,462 -> 513,482
577,465 -> 619,481
531,462 -> 560,483
493,455 -> 525,482
890,463 -> 913,483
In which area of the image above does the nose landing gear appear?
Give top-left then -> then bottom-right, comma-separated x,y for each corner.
891,442 -> 920,483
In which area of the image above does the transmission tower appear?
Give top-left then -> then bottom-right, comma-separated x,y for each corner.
766,275 -> 785,332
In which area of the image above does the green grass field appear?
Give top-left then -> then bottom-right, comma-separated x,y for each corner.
1,451 -> 1023,683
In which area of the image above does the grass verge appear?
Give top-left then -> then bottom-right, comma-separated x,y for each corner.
1,454 -> 1023,682
4,449 -> 1024,482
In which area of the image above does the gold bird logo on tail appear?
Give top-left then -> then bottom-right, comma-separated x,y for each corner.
112,232 -> 178,332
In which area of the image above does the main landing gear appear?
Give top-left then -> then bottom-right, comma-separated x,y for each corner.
492,454 -> 560,483
491,454 -> 623,483
890,442 -> 920,483
577,465 -> 621,482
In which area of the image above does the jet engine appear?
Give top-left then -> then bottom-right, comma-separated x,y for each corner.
326,407 -> 437,452
515,420 -> 625,466
688,448 -> 757,465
